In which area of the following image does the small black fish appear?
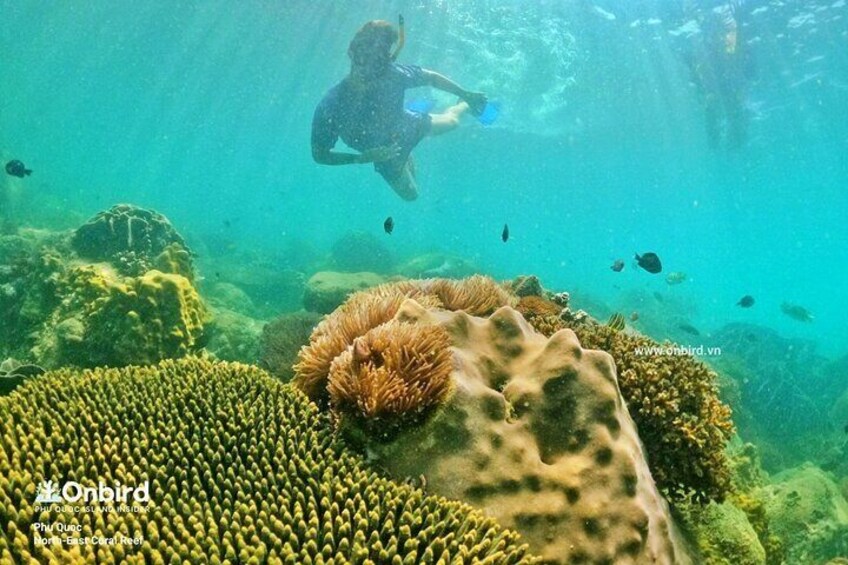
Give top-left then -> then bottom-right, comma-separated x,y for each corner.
611,259 -> 624,272
635,252 -> 662,274
383,216 -> 394,235
678,323 -> 701,336
737,295 -> 755,308
5,160 -> 32,178
502,223 -> 509,242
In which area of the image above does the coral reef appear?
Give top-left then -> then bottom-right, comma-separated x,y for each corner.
396,252 -> 478,279
303,271 -> 388,314
203,306 -> 264,364
575,325 -> 734,503
2,212 -> 208,369
294,276 -> 515,401
760,463 -> 848,563
71,204 -> 193,278
328,321 -> 453,439
709,323 -> 845,471
363,299 -> 692,564
200,256 -> 306,318
0,358 -> 536,564
678,501 -> 766,565
508,274 -> 543,297
330,231 -> 394,274
35,267 -> 207,368
517,294 -> 734,503
259,311 -> 322,382
0,230 -> 66,360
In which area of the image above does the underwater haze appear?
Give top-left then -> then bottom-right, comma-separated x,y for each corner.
4,1 -> 848,564
3,1 -> 846,357
2,1 -> 846,356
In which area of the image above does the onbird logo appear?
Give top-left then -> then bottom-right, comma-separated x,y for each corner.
35,480 -> 62,504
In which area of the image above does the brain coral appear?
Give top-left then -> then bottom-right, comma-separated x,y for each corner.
0,358 -> 537,564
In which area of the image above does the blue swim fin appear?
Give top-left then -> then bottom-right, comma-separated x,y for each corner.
477,101 -> 500,126
405,98 -> 436,114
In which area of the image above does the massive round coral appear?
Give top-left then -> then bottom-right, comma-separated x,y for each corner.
0,358 -> 536,564
70,204 -> 193,278
516,295 -> 734,503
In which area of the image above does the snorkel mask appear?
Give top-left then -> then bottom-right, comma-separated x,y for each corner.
349,16 -> 405,78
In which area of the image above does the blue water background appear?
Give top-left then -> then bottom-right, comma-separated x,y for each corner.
1,1 -> 846,356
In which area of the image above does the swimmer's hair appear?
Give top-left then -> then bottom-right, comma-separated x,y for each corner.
348,20 -> 398,60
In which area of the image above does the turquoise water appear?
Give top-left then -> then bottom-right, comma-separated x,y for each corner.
1,0 -> 845,355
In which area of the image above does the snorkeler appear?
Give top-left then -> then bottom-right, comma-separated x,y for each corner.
311,18 -> 488,201
682,2 -> 755,150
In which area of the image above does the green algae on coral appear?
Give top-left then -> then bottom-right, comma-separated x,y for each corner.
0,358 -> 537,564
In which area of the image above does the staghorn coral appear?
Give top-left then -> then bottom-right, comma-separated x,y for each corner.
518,296 -> 734,503
0,357 -> 538,564
294,276 -> 514,402
328,321 -> 453,439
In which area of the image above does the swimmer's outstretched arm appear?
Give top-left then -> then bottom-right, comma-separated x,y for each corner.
421,70 -> 487,114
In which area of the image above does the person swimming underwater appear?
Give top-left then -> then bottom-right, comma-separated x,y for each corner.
682,1 -> 755,150
311,18 -> 488,201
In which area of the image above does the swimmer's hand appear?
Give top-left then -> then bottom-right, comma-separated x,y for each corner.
358,143 -> 402,163
462,91 -> 488,116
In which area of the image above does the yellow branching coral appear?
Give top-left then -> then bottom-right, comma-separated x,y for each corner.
550,319 -> 733,503
0,358 -> 538,564
328,321 -> 453,438
294,276 -> 515,402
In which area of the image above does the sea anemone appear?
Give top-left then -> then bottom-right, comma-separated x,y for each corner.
328,321 -> 453,439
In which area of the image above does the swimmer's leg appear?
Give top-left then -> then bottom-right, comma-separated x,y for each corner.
428,101 -> 470,136
385,159 -> 419,201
